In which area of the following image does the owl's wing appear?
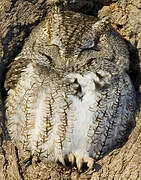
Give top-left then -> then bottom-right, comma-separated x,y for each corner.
5,57 -> 30,91
88,73 -> 136,159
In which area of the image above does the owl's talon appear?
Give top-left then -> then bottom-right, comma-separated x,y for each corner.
68,153 -> 75,165
76,158 -> 83,171
57,155 -> 66,167
75,156 -> 95,172
84,157 -> 95,170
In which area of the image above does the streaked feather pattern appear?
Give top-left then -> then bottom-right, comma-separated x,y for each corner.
5,5 -> 136,170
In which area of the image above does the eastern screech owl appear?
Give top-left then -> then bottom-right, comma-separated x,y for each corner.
5,5 -> 136,170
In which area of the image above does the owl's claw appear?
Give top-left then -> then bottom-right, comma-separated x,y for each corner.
84,157 -> 95,173
68,153 -> 75,166
66,154 -> 94,172
57,155 -> 66,167
76,156 -> 94,172
76,157 -> 83,171
85,157 -> 94,170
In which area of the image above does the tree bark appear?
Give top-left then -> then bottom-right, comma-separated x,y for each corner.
0,0 -> 141,179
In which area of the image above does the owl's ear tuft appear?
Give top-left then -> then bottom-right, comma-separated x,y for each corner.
92,17 -> 110,36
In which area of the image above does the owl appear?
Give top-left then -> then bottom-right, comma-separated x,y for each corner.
5,5 -> 136,171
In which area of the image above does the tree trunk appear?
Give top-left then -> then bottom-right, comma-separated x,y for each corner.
0,0 -> 141,179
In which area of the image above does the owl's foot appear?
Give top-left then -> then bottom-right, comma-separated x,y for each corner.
66,153 -> 95,172
56,152 -> 95,171
76,156 -> 94,172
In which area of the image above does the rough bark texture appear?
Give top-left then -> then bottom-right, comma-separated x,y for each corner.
0,0 -> 141,179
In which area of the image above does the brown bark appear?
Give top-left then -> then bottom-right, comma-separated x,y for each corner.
0,0 -> 141,179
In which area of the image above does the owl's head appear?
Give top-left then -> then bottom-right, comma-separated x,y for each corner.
20,5 -> 129,73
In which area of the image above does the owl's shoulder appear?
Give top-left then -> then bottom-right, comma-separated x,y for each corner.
5,58 -> 31,91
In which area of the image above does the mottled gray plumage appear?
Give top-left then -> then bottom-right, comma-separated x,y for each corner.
5,5 -> 136,170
